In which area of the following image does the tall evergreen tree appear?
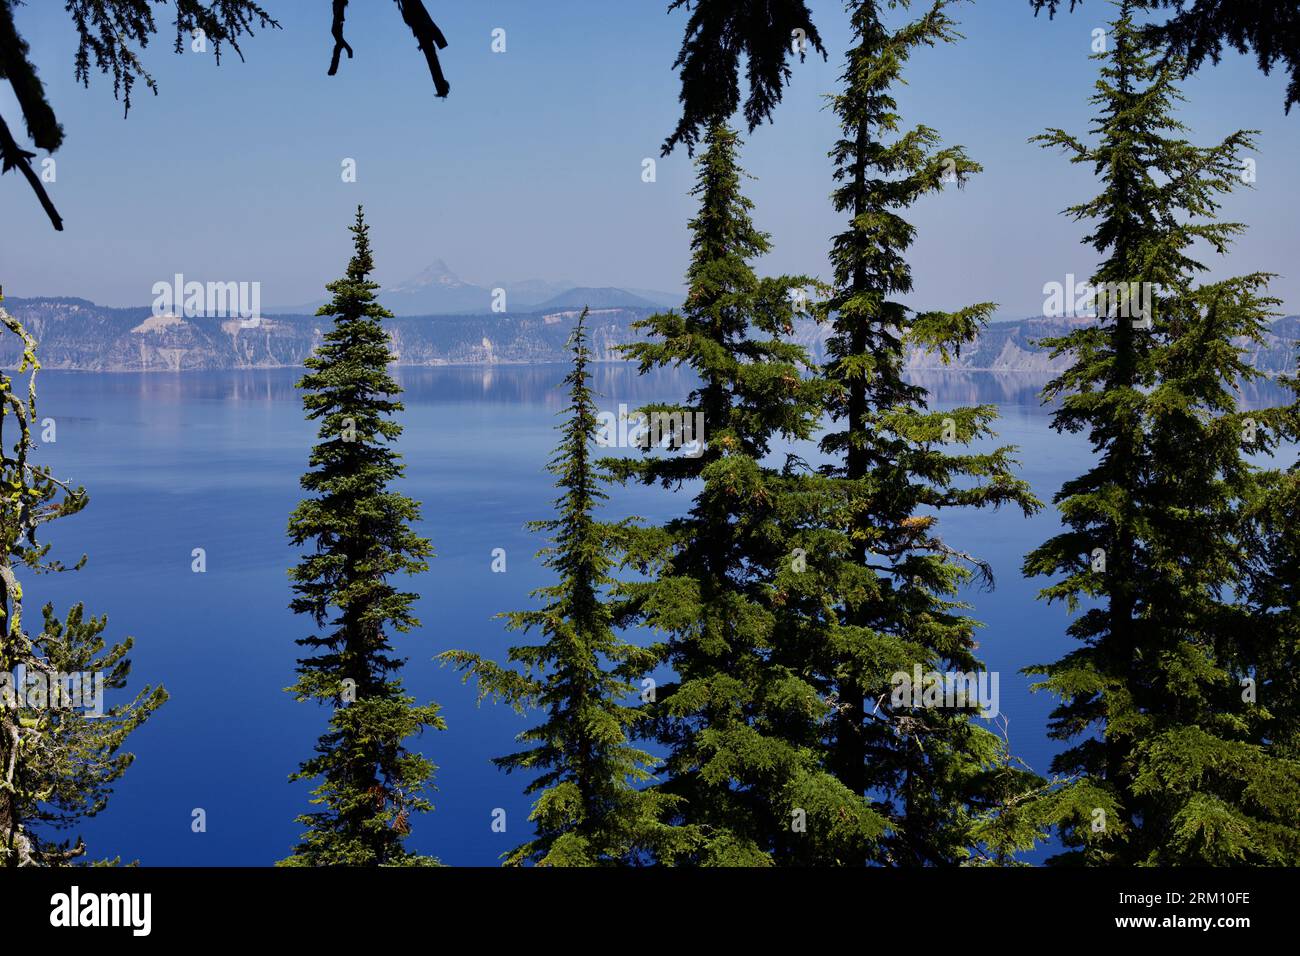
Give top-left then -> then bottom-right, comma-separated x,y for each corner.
281,208 -> 442,867
1024,0 -> 1300,865
0,295 -> 166,866
440,309 -> 692,866
787,0 -> 1042,866
607,122 -> 877,865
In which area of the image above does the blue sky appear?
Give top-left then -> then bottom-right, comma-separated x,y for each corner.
2,0 -> 1297,318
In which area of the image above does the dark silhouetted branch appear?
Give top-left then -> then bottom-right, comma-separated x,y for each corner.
1030,0 -> 1300,114
663,0 -> 825,156
395,0 -> 450,98
0,112 -> 62,231
0,0 -> 63,151
326,0 -> 449,97
328,0 -> 353,75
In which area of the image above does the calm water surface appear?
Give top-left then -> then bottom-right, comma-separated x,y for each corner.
27,366 -> 1295,865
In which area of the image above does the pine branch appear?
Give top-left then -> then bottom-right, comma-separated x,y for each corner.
0,0 -> 62,151
662,0 -> 825,155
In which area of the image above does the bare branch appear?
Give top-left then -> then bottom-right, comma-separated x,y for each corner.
394,0 -> 450,98
328,0 -> 353,75
0,112 -> 63,230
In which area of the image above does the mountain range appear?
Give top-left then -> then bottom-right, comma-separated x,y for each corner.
2,295 -> 1296,376
274,259 -> 682,315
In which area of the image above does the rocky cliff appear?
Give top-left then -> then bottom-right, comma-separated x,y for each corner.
2,297 -> 1296,375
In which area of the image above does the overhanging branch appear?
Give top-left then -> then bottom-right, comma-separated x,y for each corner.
327,0 -> 450,98
0,112 -> 61,231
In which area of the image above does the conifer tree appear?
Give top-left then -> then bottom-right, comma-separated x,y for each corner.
607,122 -> 877,865
785,0 -> 1042,866
440,310 -> 692,866
0,295 -> 166,866
1024,0 -> 1300,865
281,208 -> 443,867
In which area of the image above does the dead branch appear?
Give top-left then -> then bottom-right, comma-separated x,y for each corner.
394,0 -> 450,98
327,0 -> 353,75
327,0 -> 450,98
0,113 -> 62,231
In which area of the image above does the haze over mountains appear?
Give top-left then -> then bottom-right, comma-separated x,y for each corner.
3,294 -> 1297,377
274,259 -> 681,316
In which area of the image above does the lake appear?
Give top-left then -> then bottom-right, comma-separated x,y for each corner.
25,365 -> 1296,866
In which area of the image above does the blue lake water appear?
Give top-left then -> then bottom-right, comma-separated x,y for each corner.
25,365 -> 1296,866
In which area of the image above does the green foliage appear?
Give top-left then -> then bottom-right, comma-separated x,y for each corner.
606,122 -> 875,865
0,295 -> 166,867
1242,463 -> 1300,739
788,0 -> 1043,866
441,310 -> 694,866
1023,1 -> 1300,866
280,208 -> 443,867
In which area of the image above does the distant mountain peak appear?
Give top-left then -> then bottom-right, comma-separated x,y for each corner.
276,268 -> 683,317
387,259 -> 467,293
535,286 -> 661,311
